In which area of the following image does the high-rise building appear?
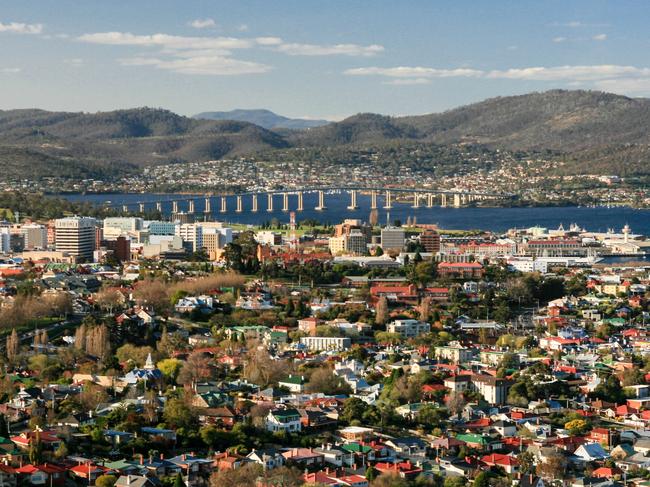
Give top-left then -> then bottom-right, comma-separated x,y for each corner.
21,223 -> 47,250
420,229 -> 441,253
346,229 -> 368,255
55,217 -> 97,261
380,226 -> 405,251
103,217 -> 143,240
175,223 -> 203,252
328,236 -> 347,255
0,226 -> 10,254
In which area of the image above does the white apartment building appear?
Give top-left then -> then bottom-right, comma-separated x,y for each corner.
175,223 -> 203,252
299,336 -> 352,351
387,319 -> 431,338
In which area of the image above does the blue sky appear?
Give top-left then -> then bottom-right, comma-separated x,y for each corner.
1,0 -> 650,119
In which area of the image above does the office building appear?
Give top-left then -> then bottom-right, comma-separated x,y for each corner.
346,229 -> 368,255
0,226 -> 9,254
420,229 -> 441,253
21,223 -> 48,250
103,217 -> 143,240
176,223 -> 203,252
55,217 -> 97,261
381,226 -> 405,251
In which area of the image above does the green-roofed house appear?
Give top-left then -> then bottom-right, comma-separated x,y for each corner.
341,442 -> 376,464
266,408 -> 302,433
455,433 -> 490,451
279,374 -> 305,393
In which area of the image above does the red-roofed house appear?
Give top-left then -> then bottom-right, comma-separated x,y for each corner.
481,453 -> 519,474
437,262 -> 484,279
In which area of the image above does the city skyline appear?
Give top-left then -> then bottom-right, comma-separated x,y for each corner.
1,0 -> 650,119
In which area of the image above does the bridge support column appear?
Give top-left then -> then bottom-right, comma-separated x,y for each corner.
427,194 -> 434,208
267,193 -> 274,212
139,203 -> 145,213
315,190 -> 326,211
371,191 -> 378,210
412,192 -> 420,209
347,190 -> 358,210
204,198 -> 211,214
220,196 -> 227,213
383,190 -> 392,209
236,196 -> 243,213
156,202 -> 162,213
454,194 -> 461,208
297,192 -> 304,211
441,194 -> 447,207
122,205 -> 129,213
461,194 -> 467,205
251,194 -> 258,212
188,200 -> 195,214
172,201 -> 178,213
282,192 -> 289,212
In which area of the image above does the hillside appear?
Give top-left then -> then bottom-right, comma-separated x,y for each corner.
3,90 -> 650,181
0,108 -> 289,178
193,109 -> 329,130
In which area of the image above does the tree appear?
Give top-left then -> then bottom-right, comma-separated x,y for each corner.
210,463 -> 263,487
366,465 -> 377,481
473,472 -> 490,487
445,391 -> 466,417
177,352 -> 215,390
536,452 -> 567,480
54,441 -> 69,460
0,415 -> 8,438
341,398 -> 367,424
305,367 -> 352,395
158,358 -> 183,382
371,473 -> 409,487
565,419 -> 589,436
420,297 -> 432,322
6,329 -> 19,363
163,397 -> 198,430
374,332 -> 402,346
517,451 -> 536,474
172,473 -> 184,487
242,342 -> 289,388
375,296 -> 389,325
95,475 -> 117,487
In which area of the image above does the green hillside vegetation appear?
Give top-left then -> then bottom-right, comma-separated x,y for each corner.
3,90 -> 650,181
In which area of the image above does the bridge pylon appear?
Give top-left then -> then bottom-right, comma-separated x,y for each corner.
315,190 -> 327,211
251,194 -> 258,212
347,190 -> 359,210
267,193 -> 274,212
383,190 -> 392,209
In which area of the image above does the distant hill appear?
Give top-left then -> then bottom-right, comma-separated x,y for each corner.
193,109 -> 330,130
0,108 -> 289,178
4,90 -> 650,181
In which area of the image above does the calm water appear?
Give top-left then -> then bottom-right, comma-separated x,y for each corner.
64,192 -> 650,235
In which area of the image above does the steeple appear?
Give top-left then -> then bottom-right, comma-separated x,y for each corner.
144,352 -> 155,370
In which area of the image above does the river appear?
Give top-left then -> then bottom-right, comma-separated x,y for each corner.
63,192 -> 650,235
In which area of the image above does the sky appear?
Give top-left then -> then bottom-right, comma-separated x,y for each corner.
1,0 -> 650,119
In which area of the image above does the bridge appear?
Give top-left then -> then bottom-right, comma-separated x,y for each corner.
106,187 -> 515,216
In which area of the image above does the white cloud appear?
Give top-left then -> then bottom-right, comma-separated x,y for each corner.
345,63 -> 650,96
78,32 -> 253,50
275,43 -> 384,57
384,78 -> 431,85
0,21 -> 43,34
64,58 -> 84,67
1,67 -> 21,73
237,24 -> 249,32
119,55 -> 270,75
255,36 -> 283,46
189,18 -> 216,29
345,66 -> 483,78
552,36 -> 567,43
593,33 -> 607,41
486,65 -> 650,81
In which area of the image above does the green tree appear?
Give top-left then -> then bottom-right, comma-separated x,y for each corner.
96,475 -> 117,487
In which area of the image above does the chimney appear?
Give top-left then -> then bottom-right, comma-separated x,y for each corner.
160,453 -> 164,460
182,454 -> 186,461
140,454 -> 144,465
